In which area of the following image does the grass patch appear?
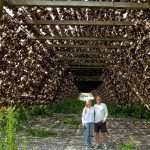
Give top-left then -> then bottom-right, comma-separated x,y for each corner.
106,103 -> 150,120
118,139 -> 139,150
27,129 -> 57,138
62,119 -> 80,125
48,99 -> 85,114
63,114 -> 77,119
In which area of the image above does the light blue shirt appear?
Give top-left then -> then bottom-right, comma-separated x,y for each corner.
82,106 -> 94,124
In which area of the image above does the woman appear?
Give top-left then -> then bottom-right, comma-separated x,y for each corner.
82,100 -> 94,150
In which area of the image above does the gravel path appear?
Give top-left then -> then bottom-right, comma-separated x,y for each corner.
17,114 -> 150,150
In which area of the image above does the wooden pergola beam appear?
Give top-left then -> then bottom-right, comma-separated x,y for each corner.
59,57 -> 108,61
20,20 -> 135,26
46,44 -> 128,49
65,62 -> 108,66
71,69 -> 102,74
67,66 -> 109,69
73,72 -> 101,76
75,75 -> 101,81
32,36 -> 129,41
6,1 -> 150,9
55,51 -> 119,55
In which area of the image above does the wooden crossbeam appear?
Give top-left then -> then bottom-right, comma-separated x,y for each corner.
46,44 -> 128,49
73,71 -> 101,76
65,62 -> 108,66
59,57 -> 108,61
55,51 -> 119,55
67,66 -> 109,69
20,20 -> 135,26
71,69 -> 102,73
32,36 -> 129,41
6,1 -> 150,9
70,66 -> 102,72
75,75 -> 101,81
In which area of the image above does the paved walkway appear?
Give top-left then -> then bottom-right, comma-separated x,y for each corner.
18,114 -> 150,150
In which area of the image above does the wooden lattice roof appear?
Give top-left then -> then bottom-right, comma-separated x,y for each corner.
1,0 -> 149,106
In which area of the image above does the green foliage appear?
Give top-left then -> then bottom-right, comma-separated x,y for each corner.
14,100 -> 150,126
0,107 -> 27,150
30,106 -> 46,116
47,99 -> 85,114
27,129 -> 57,138
121,105 -> 150,119
15,107 -> 31,125
106,103 -> 150,120
118,139 -> 139,150
0,111 -> 5,150
0,100 -> 149,150
22,136 -> 27,150
6,107 -> 17,150
62,119 -> 80,125
0,107 -> 17,150
107,103 -> 123,117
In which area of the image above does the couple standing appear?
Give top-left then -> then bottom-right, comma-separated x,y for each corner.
82,95 -> 108,150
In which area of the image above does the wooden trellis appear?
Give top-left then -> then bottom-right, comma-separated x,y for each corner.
4,0 -> 150,9
1,0 -> 150,107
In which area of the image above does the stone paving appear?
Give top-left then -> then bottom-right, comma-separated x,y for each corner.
18,114 -> 150,150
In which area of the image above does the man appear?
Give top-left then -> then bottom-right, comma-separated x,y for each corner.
94,95 -> 108,149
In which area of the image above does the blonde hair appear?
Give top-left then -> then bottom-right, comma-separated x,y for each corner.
85,100 -> 92,107
84,100 -> 92,113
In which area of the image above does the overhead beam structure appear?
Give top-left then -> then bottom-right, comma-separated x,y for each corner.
69,66 -> 108,69
20,20 -> 135,26
72,72 -> 101,76
6,0 -> 150,10
65,62 -> 109,66
32,36 -> 130,41
55,51 -> 119,55
46,44 -> 128,49
75,75 -> 101,81
71,69 -> 101,73
59,57 -> 109,61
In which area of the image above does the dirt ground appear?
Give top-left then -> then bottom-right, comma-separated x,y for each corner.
17,114 -> 150,150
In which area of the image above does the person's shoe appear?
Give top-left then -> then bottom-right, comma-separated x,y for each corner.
94,144 -> 99,149
86,146 -> 92,150
85,146 -> 89,150
103,144 -> 107,150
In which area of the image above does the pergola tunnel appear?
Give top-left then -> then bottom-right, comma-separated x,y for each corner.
0,0 -> 150,110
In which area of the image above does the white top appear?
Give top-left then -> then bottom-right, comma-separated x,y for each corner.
82,106 -> 94,125
94,103 -> 108,123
